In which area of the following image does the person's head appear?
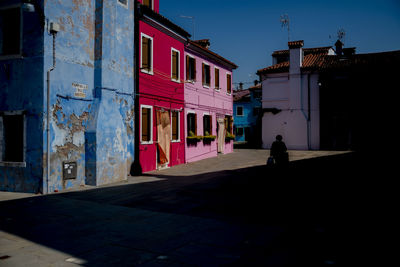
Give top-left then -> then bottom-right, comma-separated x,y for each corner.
276,135 -> 283,141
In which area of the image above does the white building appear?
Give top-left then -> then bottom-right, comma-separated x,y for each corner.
257,40 -> 336,150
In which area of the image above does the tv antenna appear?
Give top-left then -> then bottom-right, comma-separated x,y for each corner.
337,28 -> 346,43
180,15 -> 195,39
280,14 -> 290,42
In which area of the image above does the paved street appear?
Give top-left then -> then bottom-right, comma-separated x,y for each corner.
0,149 -> 365,266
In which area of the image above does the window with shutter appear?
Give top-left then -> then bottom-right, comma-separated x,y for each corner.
171,48 -> 180,82
202,63 -> 210,87
142,0 -> 153,9
171,111 -> 179,141
214,68 -> 220,89
187,113 -> 197,136
141,34 -> 153,74
186,55 -> 196,81
203,114 -> 212,136
141,106 -> 153,143
227,73 -> 232,94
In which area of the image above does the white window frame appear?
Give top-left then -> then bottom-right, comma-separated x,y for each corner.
0,111 -> 26,167
202,62 -> 211,88
202,113 -> 212,136
226,73 -> 232,95
186,110 -> 196,136
0,4 -> 23,61
171,47 -> 180,83
185,53 -> 196,83
117,0 -> 128,8
170,110 -> 180,142
140,105 -> 153,144
142,0 -> 154,10
214,66 -> 220,91
140,33 -> 154,75
236,106 -> 244,116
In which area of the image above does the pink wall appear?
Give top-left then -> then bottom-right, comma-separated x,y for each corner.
184,50 -> 234,163
139,20 -> 185,172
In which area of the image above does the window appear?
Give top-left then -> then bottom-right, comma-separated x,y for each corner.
0,7 -> 21,57
0,112 -> 25,165
171,48 -> 180,82
141,33 -> 153,74
142,0 -> 153,9
203,114 -> 212,136
236,127 -> 244,136
187,112 -> 197,136
186,55 -> 196,81
141,105 -> 153,143
202,63 -> 210,87
214,67 -> 220,89
236,106 -> 243,116
225,115 -> 233,134
171,111 -> 179,141
118,0 -> 128,7
226,73 -> 232,94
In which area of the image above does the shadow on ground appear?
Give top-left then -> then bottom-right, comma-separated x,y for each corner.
0,152 -> 373,266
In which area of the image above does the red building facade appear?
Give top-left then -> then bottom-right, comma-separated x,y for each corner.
138,1 -> 190,172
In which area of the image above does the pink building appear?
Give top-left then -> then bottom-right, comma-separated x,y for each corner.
184,40 -> 237,163
138,1 -> 190,172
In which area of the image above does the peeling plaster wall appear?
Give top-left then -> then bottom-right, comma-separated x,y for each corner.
0,0 -> 44,193
1,0 -> 134,193
43,0 -> 134,192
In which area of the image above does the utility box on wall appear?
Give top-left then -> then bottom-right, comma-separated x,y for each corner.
63,161 -> 77,180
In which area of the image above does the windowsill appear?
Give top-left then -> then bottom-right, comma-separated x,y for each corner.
141,141 -> 153,145
0,54 -> 23,61
141,69 -> 154,75
0,161 -> 27,168
203,84 -> 210,89
171,140 -> 181,143
171,78 -> 181,84
185,80 -> 195,84
215,87 -> 220,91
226,92 -> 232,96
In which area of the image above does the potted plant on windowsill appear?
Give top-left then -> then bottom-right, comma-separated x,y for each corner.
202,131 -> 216,144
187,131 -> 203,145
225,132 -> 235,142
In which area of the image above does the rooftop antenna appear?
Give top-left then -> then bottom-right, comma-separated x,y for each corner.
280,14 -> 290,42
180,15 -> 195,39
337,28 -> 346,44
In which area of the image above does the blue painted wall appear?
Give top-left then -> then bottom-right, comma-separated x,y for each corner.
233,88 -> 262,144
0,0 -> 44,193
1,0 -> 135,193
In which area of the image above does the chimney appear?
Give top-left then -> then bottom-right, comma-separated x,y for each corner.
288,40 -> 304,74
335,40 -> 343,56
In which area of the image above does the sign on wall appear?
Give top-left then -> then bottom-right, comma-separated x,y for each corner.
72,82 -> 88,98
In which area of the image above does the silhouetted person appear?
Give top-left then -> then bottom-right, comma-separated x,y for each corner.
270,135 -> 289,166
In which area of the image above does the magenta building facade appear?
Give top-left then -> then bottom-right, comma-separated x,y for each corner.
138,0 -> 190,172
184,40 -> 237,163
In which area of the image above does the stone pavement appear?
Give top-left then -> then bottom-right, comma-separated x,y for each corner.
0,149 -> 363,266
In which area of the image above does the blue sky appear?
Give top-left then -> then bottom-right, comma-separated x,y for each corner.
160,0 -> 400,87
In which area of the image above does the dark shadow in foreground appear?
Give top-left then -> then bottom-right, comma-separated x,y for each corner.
0,152 -> 376,266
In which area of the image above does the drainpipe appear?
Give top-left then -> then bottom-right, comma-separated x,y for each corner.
131,1 -> 142,175
46,25 -> 58,193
